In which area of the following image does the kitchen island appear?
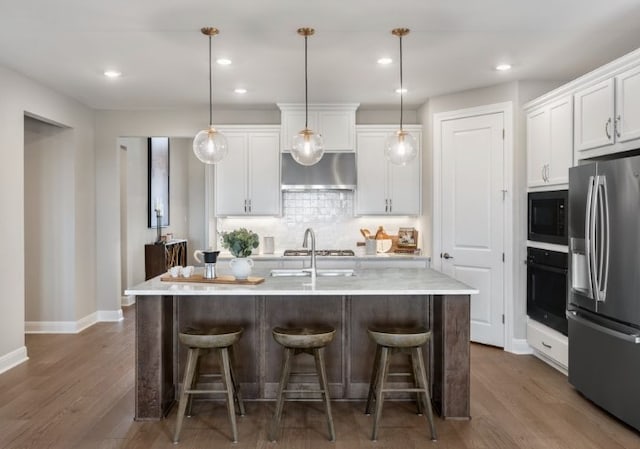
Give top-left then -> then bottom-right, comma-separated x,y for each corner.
125,267 -> 477,421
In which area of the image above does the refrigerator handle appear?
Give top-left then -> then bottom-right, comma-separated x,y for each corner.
567,311 -> 640,344
597,176 -> 610,302
591,175 -> 601,302
585,175 -> 596,299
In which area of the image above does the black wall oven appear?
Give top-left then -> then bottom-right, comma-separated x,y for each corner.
527,247 -> 568,335
528,190 -> 568,245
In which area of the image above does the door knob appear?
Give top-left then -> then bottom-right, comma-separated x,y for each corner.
441,252 -> 454,259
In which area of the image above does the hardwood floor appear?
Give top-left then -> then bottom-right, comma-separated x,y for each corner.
1,306 -> 639,449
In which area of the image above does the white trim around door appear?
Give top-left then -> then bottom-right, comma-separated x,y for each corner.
433,101 -> 516,352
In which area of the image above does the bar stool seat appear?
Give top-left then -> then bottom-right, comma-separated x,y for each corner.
365,326 -> 437,441
270,326 -> 336,442
173,326 -> 245,444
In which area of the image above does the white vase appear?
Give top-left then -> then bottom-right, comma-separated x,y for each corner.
229,257 -> 254,280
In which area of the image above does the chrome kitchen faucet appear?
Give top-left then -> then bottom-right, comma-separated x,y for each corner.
302,228 -> 317,280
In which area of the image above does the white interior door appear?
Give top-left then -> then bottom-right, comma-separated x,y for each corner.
440,112 -> 505,347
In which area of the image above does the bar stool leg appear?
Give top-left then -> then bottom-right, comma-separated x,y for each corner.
371,346 -> 390,441
228,345 -> 246,416
314,347 -> 336,441
219,347 -> 239,443
413,347 -> 437,441
174,347 -> 199,443
186,354 -> 202,418
410,350 -> 424,415
269,347 -> 293,441
365,344 -> 381,415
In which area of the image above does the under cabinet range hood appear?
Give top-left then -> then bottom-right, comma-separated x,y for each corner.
281,152 -> 356,190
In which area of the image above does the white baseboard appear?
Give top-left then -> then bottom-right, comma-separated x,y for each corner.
0,346 -> 29,375
26,312 -> 97,334
121,295 -> 136,307
97,309 -> 124,322
25,308 -> 123,334
507,338 -> 533,355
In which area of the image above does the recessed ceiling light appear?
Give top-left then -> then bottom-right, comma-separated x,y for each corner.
377,57 -> 392,65
216,58 -> 232,65
395,88 -> 408,94
103,70 -> 122,78
495,64 -> 512,71
234,88 -> 247,94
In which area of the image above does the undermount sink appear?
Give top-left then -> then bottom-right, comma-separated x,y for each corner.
270,268 -> 356,277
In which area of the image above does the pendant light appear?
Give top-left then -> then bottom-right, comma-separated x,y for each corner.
385,28 -> 417,166
193,27 -> 228,164
291,27 -> 324,166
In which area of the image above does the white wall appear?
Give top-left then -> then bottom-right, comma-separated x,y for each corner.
120,137 -> 198,290
0,65 -> 95,372
24,117 -> 76,322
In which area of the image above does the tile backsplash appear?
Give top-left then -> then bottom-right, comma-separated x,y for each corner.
283,191 -> 353,224
217,191 -> 421,253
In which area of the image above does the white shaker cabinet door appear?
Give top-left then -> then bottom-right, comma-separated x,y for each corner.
247,133 -> 280,215
388,162 -> 420,215
388,131 -> 421,215
616,65 -> 640,143
574,78 -> 615,152
547,97 -> 573,186
526,107 -> 549,187
318,110 -> 355,151
356,132 -> 388,215
215,134 -> 248,216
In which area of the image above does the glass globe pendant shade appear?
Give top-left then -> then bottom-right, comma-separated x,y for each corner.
291,128 -> 324,166
385,129 -> 417,166
193,126 -> 228,164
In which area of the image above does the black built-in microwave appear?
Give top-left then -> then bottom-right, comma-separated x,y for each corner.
528,190 -> 568,245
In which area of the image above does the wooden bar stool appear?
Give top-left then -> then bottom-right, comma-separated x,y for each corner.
173,326 -> 245,443
365,326 -> 437,441
269,326 -> 336,442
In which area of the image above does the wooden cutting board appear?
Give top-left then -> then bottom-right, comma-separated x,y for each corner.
160,274 -> 265,285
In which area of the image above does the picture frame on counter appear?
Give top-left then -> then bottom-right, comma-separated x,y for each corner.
147,137 -> 170,228
397,227 -> 418,248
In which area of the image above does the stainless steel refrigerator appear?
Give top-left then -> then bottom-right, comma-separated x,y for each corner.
568,154 -> 640,431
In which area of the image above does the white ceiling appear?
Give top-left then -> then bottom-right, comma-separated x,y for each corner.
1,0 -> 640,110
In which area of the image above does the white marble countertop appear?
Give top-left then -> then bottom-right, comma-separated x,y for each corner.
216,251 -> 430,261
125,267 -> 478,296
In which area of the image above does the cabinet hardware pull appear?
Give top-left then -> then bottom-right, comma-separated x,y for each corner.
385,199 -> 389,213
244,199 -> 247,213
545,164 -> 550,182
389,199 -> 392,213
541,341 -> 552,349
541,165 -> 546,182
615,115 -> 621,138
605,117 -> 612,140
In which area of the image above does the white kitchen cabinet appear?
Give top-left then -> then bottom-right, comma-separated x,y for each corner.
278,103 -> 359,151
615,65 -> 640,143
526,96 -> 573,188
214,127 -> 280,216
574,64 -> 640,155
527,318 -> 568,374
574,79 -> 615,152
356,125 -> 421,216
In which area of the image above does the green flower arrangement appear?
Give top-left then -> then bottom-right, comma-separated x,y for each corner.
221,228 -> 260,258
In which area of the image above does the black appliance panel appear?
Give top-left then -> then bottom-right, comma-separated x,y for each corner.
527,247 -> 568,335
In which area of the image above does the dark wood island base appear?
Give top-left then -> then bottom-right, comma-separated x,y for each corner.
134,293 -> 470,421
